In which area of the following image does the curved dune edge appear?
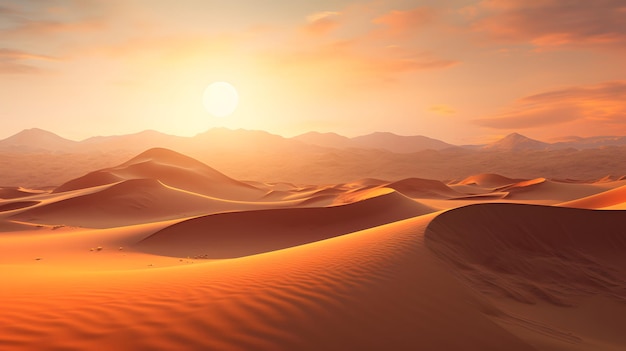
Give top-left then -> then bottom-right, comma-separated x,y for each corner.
382,177 -> 464,199
53,148 -> 264,200
136,190 -> 435,258
559,184 -> 626,209
3,203 -> 626,349
0,214 -> 543,351
425,203 -> 626,306
0,187 -> 45,199
496,178 -> 606,201
456,173 -> 521,188
0,200 -> 39,213
11,179 -> 283,228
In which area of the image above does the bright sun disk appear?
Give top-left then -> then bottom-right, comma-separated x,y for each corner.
203,82 -> 239,117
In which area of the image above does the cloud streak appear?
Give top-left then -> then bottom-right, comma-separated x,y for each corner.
372,7 -> 437,38
475,81 -> 626,130
471,0 -> 626,48
303,11 -> 341,36
0,48 -> 55,74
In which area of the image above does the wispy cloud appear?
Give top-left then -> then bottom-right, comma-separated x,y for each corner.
307,11 -> 340,24
372,7 -> 437,38
0,48 -> 56,74
429,105 -> 456,115
303,11 -> 341,36
470,0 -> 626,49
474,81 -> 626,129
0,18 -> 103,38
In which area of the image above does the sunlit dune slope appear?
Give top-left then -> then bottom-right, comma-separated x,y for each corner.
560,184 -> 626,209
425,203 -> 626,306
10,178 -> 273,228
0,214 -> 539,351
53,147 -> 264,200
137,190 -> 435,258
497,178 -> 605,201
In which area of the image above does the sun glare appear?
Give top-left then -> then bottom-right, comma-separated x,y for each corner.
203,82 -> 239,117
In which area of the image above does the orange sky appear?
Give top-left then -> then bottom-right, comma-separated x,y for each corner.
1,0 -> 625,144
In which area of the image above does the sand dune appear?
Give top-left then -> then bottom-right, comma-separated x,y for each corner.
12,179 -> 273,228
560,184 -> 626,209
426,203 -> 626,306
424,203 -> 626,349
344,178 -> 388,188
2,146 -> 626,350
457,173 -> 521,188
54,148 -> 264,200
2,213 -> 547,351
0,200 -> 40,213
0,187 -> 44,199
497,178 -> 606,201
382,177 -> 464,199
137,189 -> 434,258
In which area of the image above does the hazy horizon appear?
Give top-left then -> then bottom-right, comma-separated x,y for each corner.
1,1 -> 624,144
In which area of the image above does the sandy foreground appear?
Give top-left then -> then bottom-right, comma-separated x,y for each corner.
1,148 -> 626,350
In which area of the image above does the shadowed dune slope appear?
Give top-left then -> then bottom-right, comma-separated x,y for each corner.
0,201 -> 39,213
53,148 -> 263,200
0,187 -> 41,199
13,179 -> 264,228
53,171 -> 124,193
138,190 -> 435,258
425,203 -> 626,306
560,184 -> 626,209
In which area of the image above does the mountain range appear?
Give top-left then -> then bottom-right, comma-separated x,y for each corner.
2,128 -> 626,187
3,128 -> 626,155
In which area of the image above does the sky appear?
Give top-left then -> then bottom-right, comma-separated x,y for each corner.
1,0 -> 625,144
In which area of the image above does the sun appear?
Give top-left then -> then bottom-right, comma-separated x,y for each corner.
203,82 -> 239,117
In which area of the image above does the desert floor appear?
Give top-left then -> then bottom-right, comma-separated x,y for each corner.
2,148 -> 626,350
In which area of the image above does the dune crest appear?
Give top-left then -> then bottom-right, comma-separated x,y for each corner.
53,147 -> 263,200
382,178 -> 463,199
137,190 -> 434,258
560,184 -> 626,209
457,173 -> 520,188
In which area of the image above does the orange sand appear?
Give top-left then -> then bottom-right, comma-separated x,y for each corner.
1,148 -> 625,350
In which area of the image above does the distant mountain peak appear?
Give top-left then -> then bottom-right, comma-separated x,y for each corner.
292,131 -> 351,148
0,128 -> 76,152
484,132 -> 547,151
13,128 -> 62,138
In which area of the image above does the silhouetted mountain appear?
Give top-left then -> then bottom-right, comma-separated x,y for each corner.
3,129 -> 626,187
292,131 -> 351,149
0,128 -> 77,152
293,131 -> 453,153
351,132 -> 453,153
80,130 -> 185,152
483,133 -> 548,151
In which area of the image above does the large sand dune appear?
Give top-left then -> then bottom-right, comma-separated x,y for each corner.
137,189 -> 434,258
426,203 -> 626,305
12,179 -> 274,228
2,149 -> 626,350
560,184 -> 626,209
54,147 -> 264,200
